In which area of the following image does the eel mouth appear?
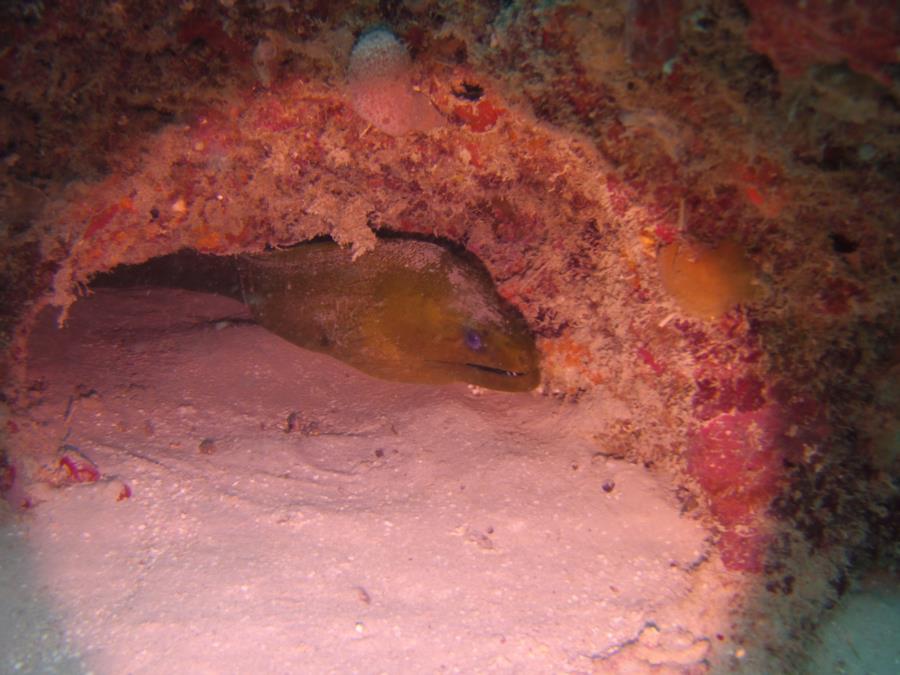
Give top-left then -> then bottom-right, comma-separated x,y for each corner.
465,362 -> 529,379
428,359 -> 529,379
430,360 -> 532,379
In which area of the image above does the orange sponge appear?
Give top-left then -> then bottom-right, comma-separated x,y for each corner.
658,240 -> 757,319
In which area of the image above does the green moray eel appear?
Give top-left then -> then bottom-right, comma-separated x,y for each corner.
237,239 -> 540,391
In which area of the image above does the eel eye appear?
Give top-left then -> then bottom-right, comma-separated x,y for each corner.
464,328 -> 485,352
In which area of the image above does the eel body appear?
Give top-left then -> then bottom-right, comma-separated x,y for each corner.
237,239 -> 540,391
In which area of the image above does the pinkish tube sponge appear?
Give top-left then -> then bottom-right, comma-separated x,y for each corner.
347,28 -> 443,136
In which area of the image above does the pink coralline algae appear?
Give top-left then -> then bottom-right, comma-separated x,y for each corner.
347,28 -> 443,136
687,406 -> 785,572
625,0 -> 682,71
744,0 -> 900,86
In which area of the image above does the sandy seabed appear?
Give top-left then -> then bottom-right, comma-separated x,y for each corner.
1,288 -> 727,673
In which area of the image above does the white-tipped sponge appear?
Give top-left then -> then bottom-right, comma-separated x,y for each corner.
347,28 -> 443,136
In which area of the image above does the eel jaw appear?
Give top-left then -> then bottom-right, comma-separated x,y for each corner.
427,359 -> 530,380
464,362 -> 530,379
